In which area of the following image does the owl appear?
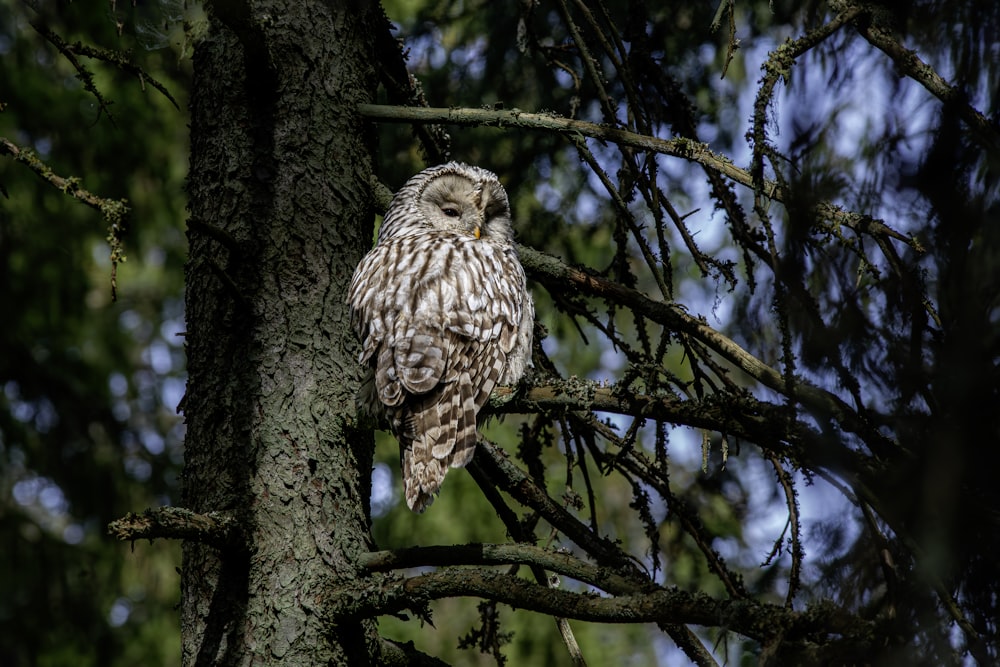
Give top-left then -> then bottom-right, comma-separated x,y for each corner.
348,163 -> 534,512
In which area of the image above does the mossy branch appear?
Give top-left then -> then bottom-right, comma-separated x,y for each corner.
1,136 -> 129,300
516,244 -> 898,456
360,103 -> 753,190
107,507 -> 242,550
359,104 -> 923,256
334,567 -> 876,658
360,543 -> 644,596
25,0 -> 179,111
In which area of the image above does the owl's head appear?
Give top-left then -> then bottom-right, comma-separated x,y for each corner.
379,163 -> 514,243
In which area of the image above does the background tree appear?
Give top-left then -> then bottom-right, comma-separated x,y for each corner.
2,0 -> 998,665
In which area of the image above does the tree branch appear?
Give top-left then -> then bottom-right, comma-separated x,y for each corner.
842,0 -> 1000,152
463,461 -> 589,665
750,5 -> 865,189
25,11 -> 116,124
472,438 -> 646,577
359,103 -> 754,190
358,104 -> 923,255
0,135 -> 129,300
107,507 -> 241,550
379,638 -> 452,666
336,568 -> 875,653
516,244 -> 899,457
491,379 -> 783,441
34,27 -> 180,111
0,136 -> 126,214
360,543 -> 644,596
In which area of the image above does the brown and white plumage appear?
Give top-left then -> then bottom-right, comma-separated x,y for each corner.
348,163 -> 533,512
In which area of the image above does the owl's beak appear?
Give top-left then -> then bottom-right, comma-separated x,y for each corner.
470,206 -> 484,239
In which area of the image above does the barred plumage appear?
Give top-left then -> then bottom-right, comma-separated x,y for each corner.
348,163 -> 534,512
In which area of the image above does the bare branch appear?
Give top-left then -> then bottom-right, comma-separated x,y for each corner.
1,137 -> 123,213
492,380 -> 767,437
65,40 -> 180,111
463,458 -> 588,665
766,453 -> 803,608
553,0 -> 616,124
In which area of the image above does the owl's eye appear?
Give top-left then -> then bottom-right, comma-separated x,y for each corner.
441,206 -> 461,218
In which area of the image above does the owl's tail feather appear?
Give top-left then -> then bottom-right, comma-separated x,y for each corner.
402,448 -> 444,513
399,381 -> 478,512
442,372 -> 479,468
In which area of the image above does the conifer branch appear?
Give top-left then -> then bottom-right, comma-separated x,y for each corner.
108,507 -> 241,550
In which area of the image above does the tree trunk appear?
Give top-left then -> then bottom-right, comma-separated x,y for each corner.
182,3 -> 379,664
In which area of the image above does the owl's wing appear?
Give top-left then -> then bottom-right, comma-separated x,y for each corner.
350,237 -> 523,398
348,235 -> 527,511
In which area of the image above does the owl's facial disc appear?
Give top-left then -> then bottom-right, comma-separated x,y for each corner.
419,172 -> 510,241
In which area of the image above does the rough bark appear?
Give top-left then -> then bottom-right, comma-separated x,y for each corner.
182,2 -> 379,664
